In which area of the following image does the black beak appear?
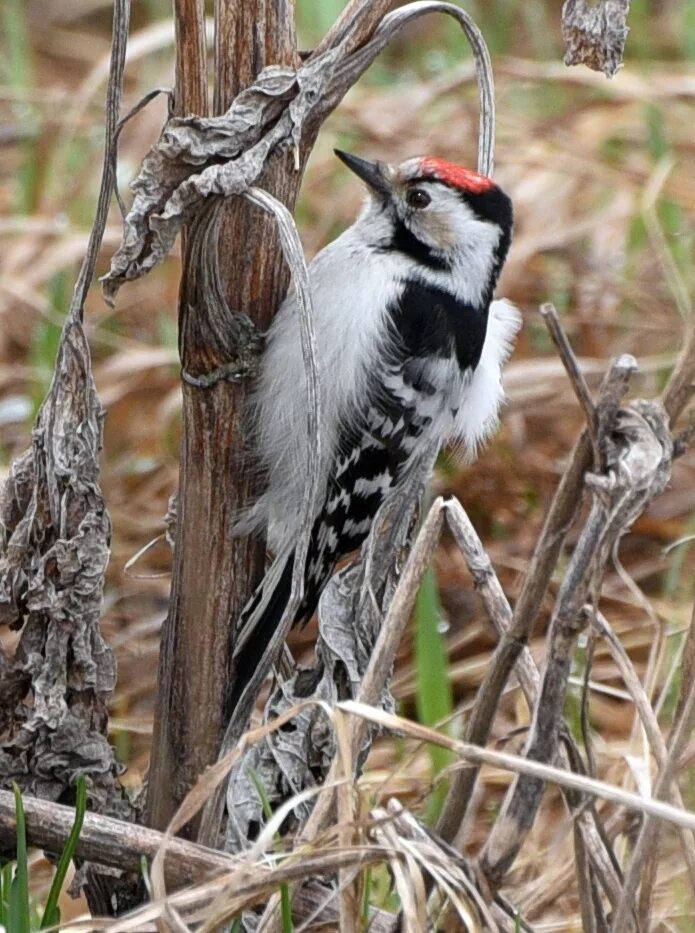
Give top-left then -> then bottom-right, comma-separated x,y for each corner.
334,149 -> 391,199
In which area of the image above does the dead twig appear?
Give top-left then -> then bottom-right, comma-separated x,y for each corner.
436,497 -> 623,915
311,0 -> 394,59
436,310 -> 624,887
592,610 -> 695,896
662,307 -> 695,425
540,303 -> 599,465
611,600 -> 695,931
479,358 -> 671,894
0,788 -> 236,888
97,848 -> 396,932
442,326 -> 602,845
340,702 -> 695,834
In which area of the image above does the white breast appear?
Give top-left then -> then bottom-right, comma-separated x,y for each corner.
452,299 -> 522,457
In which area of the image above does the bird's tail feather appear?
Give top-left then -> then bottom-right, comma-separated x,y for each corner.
227,548 -> 295,716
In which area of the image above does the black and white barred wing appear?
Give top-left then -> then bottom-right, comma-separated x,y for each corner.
300,352 -> 459,614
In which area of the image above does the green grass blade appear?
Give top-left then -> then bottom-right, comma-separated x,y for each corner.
8,784 -> 30,933
1,862 -> 13,925
1,0 -> 38,215
247,769 -> 293,933
415,567 -> 454,739
0,0 -> 32,87
247,768 -> 273,823
415,566 -> 454,821
40,775 -> 87,929
279,883 -> 293,933
140,854 -> 152,899
360,866 -> 372,930
0,859 -> 6,926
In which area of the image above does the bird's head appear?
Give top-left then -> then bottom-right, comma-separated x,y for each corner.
335,150 -> 513,303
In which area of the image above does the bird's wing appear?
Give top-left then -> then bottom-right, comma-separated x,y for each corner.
300,351 -> 452,617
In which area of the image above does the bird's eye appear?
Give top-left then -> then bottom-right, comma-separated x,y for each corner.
406,188 -> 431,209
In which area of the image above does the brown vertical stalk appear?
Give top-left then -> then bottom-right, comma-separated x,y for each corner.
146,0 -> 299,836
173,0 -> 208,118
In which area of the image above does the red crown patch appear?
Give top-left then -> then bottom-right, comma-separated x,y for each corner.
419,158 -> 495,194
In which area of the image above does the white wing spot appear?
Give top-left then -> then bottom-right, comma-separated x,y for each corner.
354,471 -> 392,497
343,517 -> 373,537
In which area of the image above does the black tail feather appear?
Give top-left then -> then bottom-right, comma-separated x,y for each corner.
226,552 -> 295,721
225,533 -> 335,730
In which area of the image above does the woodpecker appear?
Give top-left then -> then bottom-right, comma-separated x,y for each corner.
231,150 -> 520,709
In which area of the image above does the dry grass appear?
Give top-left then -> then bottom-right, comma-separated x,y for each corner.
2,0 -> 695,928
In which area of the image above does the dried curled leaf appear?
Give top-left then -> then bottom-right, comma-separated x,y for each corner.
102,65 -> 308,301
0,7 -> 135,917
103,2 -> 497,303
561,0 -> 631,78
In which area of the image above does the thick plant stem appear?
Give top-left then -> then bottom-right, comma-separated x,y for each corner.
146,0 -> 300,837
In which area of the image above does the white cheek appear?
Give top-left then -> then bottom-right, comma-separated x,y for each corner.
427,212 -> 457,249
409,206 -> 502,306
409,211 -> 455,250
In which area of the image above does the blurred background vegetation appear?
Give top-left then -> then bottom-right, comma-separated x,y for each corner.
1,0 -> 695,926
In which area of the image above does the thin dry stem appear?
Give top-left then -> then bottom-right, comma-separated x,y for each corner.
341,701 -> 695,833
478,356 -> 670,893
437,497 -> 623,915
593,610 -> 695,894
540,302 -> 600,465
611,615 -> 695,930
311,0 -> 394,58
662,311 -> 695,424
0,788 -> 237,888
